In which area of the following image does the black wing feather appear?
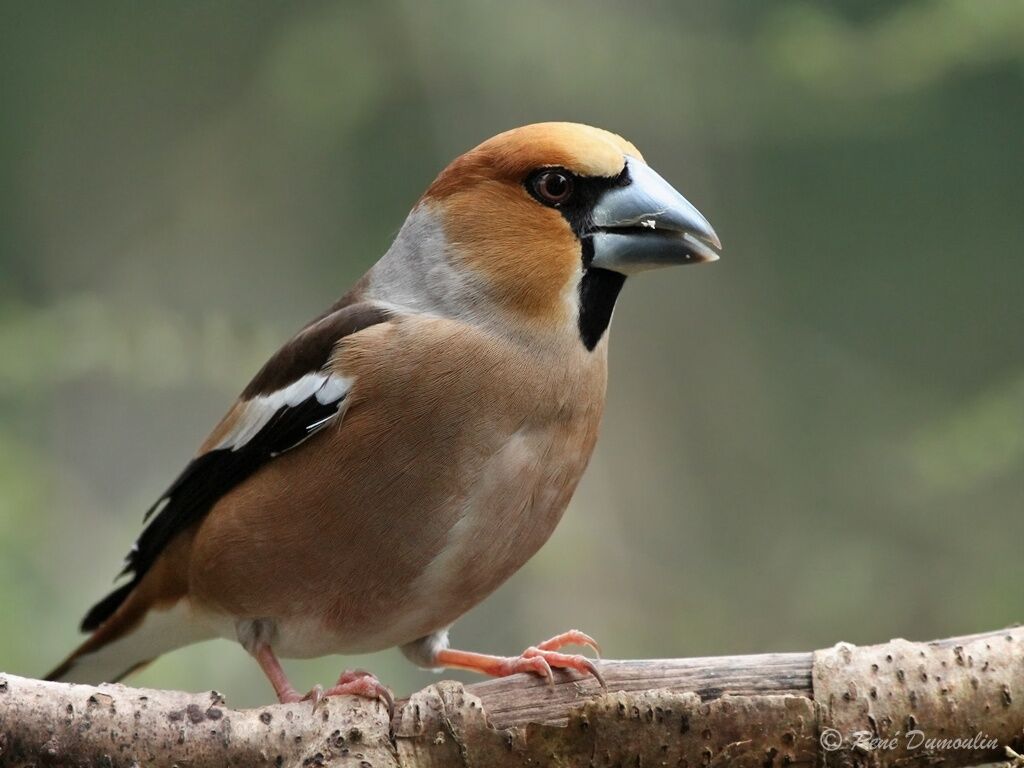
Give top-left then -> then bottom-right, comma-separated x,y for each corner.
81,396 -> 341,632
79,302 -> 390,632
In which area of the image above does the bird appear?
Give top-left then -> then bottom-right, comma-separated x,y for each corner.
46,122 -> 721,709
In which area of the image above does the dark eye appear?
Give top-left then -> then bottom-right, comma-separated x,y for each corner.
533,170 -> 574,205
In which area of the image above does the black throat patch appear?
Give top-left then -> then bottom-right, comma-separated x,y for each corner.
578,259 -> 626,351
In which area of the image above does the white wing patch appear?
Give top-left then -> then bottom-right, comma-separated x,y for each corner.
213,372 -> 354,452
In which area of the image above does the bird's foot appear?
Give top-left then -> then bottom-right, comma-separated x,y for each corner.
283,670 -> 394,716
433,629 -> 605,688
509,646 -> 605,688
323,669 -> 395,716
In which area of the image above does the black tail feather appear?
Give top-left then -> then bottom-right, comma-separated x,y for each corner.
80,581 -> 136,632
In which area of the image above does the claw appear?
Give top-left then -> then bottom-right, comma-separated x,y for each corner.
580,656 -> 606,688
378,687 -> 396,719
300,684 -> 325,711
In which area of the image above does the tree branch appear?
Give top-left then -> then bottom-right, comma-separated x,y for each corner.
2,627 -> 1022,766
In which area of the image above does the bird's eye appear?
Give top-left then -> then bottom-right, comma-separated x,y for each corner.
532,170 -> 574,206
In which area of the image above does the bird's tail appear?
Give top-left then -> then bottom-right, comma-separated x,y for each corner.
46,586 -> 213,685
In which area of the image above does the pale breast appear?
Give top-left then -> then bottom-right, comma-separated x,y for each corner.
378,419 -> 594,652
187,316 -> 606,657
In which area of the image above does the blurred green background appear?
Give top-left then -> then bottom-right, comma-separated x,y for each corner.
2,1 -> 1022,708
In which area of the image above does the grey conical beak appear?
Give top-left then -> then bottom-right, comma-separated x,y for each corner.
588,157 -> 722,275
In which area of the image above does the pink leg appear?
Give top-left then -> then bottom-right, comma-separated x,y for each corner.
253,643 -> 304,703
433,629 -> 605,687
253,644 -> 394,714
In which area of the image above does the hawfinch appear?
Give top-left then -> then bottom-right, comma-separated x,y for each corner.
47,123 -> 721,707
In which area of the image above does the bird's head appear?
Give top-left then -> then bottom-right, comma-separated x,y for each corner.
368,122 -> 721,350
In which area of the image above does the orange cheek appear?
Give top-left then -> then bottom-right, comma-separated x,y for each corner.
440,184 -> 581,322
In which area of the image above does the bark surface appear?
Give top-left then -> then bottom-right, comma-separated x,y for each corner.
1,628 -> 1022,767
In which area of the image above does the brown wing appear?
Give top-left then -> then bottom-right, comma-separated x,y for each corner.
80,301 -> 391,632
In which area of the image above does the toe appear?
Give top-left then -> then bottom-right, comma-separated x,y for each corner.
535,629 -> 602,657
524,653 -> 555,687
524,647 -> 605,687
335,668 -> 374,686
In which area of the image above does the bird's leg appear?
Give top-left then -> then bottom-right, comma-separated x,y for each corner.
432,629 -> 605,687
252,642 -> 305,703
253,644 -> 393,714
